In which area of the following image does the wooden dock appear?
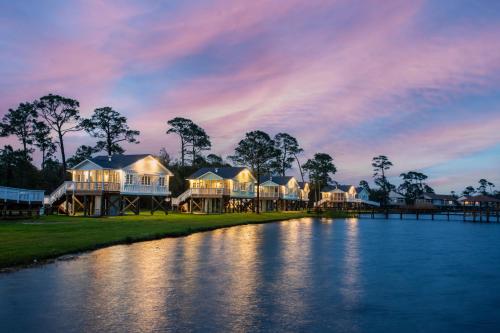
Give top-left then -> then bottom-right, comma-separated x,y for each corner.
327,207 -> 500,223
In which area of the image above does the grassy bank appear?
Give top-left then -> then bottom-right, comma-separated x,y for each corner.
0,211 -> 353,270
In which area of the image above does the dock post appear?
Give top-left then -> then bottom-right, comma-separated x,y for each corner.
400,211 -> 403,220
416,211 -> 419,220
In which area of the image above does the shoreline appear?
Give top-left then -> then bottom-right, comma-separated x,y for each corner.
0,211 -> 353,273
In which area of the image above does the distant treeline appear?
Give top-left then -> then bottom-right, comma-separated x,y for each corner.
1,94 -> 498,202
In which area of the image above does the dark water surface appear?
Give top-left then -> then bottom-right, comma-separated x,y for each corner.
1,218 -> 500,332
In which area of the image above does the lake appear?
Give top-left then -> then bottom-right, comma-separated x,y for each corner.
1,217 -> 500,332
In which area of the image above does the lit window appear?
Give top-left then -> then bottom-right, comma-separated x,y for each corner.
125,174 -> 134,185
141,175 -> 151,186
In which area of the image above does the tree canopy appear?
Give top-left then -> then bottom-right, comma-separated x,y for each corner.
32,121 -> 56,169
271,133 -> 303,178
302,153 -> 337,186
81,107 -> 140,156
0,102 -> 38,159
398,171 -> 434,204
167,117 -> 211,167
36,94 -> 81,173
372,155 -> 394,206
67,145 -> 97,168
229,130 -> 277,213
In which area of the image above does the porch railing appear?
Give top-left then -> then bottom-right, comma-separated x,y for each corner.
190,188 -> 229,196
72,182 -> 121,192
0,186 -> 44,204
122,184 -> 171,195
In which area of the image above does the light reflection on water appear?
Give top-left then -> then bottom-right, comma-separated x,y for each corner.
2,218 -> 500,332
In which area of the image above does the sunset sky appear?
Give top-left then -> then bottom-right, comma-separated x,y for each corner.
1,0 -> 499,192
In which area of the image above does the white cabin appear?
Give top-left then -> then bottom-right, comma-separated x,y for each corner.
48,154 -> 173,216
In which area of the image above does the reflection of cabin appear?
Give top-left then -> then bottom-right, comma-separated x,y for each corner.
258,176 -> 301,212
47,154 -> 173,216
174,167 -> 256,213
318,184 -> 379,208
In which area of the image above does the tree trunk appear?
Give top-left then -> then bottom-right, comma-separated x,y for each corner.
58,131 -> 67,174
294,154 -> 305,183
22,138 -> 28,160
181,139 -> 185,167
41,148 -> 46,170
192,141 -> 195,166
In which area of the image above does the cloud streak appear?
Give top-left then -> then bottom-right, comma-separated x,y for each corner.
1,0 -> 499,191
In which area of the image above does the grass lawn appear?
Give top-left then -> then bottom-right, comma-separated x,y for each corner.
0,211 -> 324,270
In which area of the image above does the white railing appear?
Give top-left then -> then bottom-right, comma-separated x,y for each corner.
190,188 -> 228,196
73,182 -> 121,192
0,186 -> 45,204
172,189 -> 193,206
47,181 -> 73,205
314,198 -> 330,207
259,192 -> 280,199
231,190 -> 255,198
122,184 -> 171,195
283,193 -> 300,200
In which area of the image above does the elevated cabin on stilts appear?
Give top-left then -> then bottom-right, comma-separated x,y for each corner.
257,176 -> 301,212
318,184 -> 380,209
47,154 -> 173,216
175,167 -> 256,213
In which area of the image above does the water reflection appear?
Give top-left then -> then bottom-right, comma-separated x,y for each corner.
276,218 -> 313,325
2,218 -> 500,333
341,218 -> 361,306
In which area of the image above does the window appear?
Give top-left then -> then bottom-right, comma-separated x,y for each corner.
141,175 -> 151,186
158,177 -> 165,187
125,174 -> 134,185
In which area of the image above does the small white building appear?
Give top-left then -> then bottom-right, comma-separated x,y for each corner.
174,167 -> 256,213
47,154 -> 173,216
258,176 -> 301,211
388,190 -> 406,206
319,184 -> 379,207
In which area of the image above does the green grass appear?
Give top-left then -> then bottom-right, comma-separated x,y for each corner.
0,211 -> 344,270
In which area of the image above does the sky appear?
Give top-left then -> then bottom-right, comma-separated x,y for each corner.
1,0 -> 499,193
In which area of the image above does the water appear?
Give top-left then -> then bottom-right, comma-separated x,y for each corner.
1,218 -> 500,332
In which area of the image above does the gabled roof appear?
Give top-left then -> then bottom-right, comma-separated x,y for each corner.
389,190 -> 405,198
422,193 -> 456,201
89,154 -> 151,169
356,187 -> 365,194
259,175 -> 294,186
458,195 -> 500,203
321,184 -> 354,193
187,167 -> 249,180
298,182 -> 309,189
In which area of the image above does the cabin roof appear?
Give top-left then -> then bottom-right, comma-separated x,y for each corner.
259,175 -> 294,186
187,167 -> 249,180
298,182 -> 309,189
321,184 -> 353,192
89,154 -> 152,169
459,195 -> 500,203
422,193 -> 456,201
